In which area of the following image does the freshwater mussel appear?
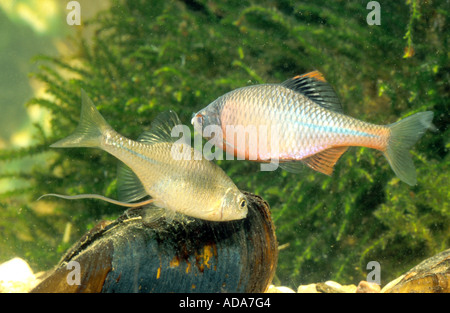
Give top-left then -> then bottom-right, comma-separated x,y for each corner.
32,191 -> 278,293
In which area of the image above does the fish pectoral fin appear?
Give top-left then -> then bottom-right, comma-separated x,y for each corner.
140,205 -> 168,224
141,206 -> 193,227
280,71 -> 343,113
302,146 -> 349,176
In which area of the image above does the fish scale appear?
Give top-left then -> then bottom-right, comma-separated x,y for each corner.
220,84 -> 387,159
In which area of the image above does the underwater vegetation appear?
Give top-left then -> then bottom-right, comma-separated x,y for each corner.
0,0 -> 448,288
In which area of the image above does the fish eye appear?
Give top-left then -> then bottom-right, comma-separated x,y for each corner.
196,114 -> 204,125
239,199 -> 246,209
191,113 -> 204,128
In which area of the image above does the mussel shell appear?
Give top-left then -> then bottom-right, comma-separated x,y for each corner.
32,191 -> 278,293
382,248 -> 450,293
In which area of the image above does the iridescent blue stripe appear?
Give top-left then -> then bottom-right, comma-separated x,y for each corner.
107,137 -> 158,164
300,123 -> 376,138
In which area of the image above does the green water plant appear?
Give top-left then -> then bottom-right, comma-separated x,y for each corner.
0,0 -> 448,287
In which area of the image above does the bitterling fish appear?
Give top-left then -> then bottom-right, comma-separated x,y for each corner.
40,89 -> 248,222
192,71 -> 434,185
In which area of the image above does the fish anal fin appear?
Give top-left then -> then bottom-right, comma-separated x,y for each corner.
117,162 -> 148,203
302,146 -> 349,176
281,71 -> 343,113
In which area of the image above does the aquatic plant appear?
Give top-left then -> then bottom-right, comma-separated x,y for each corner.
0,0 -> 448,287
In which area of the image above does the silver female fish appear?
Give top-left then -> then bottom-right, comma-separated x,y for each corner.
41,89 -> 248,222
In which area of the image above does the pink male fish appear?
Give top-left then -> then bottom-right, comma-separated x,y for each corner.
192,71 -> 434,185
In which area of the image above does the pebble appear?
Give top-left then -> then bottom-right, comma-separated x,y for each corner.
0,258 -> 40,293
266,284 -> 296,293
316,281 -> 357,293
297,283 -> 318,293
296,281 -> 358,293
356,281 -> 381,293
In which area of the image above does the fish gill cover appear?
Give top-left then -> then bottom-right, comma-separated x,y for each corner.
0,0 -> 448,288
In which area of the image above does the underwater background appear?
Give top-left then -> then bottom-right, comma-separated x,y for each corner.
0,0 -> 448,289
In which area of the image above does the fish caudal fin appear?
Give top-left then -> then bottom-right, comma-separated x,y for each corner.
50,89 -> 112,148
384,111 -> 434,186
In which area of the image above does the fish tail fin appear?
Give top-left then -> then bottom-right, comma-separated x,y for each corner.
51,89 -> 112,148
384,111 -> 434,186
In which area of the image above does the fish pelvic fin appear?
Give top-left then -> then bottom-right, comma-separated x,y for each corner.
384,111 -> 435,186
50,89 -> 113,148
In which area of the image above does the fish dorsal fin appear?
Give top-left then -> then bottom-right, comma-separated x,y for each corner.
279,146 -> 348,175
137,110 -> 188,144
302,146 -> 348,175
117,162 -> 148,203
281,71 -> 343,113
